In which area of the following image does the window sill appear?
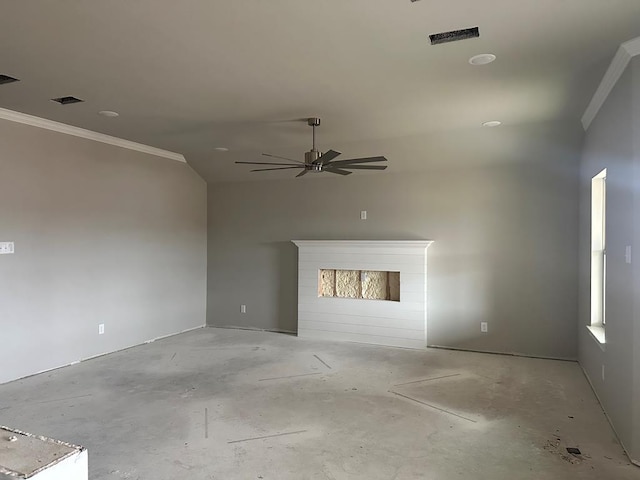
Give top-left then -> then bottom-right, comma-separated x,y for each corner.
586,325 -> 606,351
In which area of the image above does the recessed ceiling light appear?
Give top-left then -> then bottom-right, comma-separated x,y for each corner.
469,54 -> 496,66
214,147 -> 229,152
98,110 -> 119,117
482,120 -> 502,127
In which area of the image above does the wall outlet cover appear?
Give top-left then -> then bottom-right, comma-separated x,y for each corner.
0,242 -> 15,254
480,322 -> 488,333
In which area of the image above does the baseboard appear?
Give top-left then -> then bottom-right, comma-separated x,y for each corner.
579,363 -> 640,467
427,344 -> 578,363
2,325 -> 206,385
142,324 -> 206,345
208,325 -> 297,335
79,325 -> 206,363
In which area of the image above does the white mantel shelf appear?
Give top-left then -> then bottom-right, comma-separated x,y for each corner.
292,240 -> 433,248
292,240 -> 433,349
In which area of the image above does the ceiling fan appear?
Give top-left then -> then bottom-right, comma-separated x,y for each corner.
235,118 -> 388,177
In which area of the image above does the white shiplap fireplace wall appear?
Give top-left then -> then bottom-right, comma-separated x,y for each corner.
292,240 -> 433,349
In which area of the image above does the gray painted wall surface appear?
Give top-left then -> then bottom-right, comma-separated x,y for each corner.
208,121 -> 581,360
578,59 -> 639,462
633,58 -> 640,466
0,119 -> 207,384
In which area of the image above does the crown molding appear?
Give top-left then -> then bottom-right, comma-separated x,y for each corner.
0,107 -> 186,163
623,36 -> 640,57
582,36 -> 640,131
292,240 -> 434,249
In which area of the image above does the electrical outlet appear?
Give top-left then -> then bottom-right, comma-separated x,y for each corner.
0,242 -> 15,254
360,210 -> 367,220
241,305 -> 246,314
98,324 -> 105,335
480,322 -> 488,333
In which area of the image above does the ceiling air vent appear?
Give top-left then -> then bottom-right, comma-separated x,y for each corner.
51,96 -> 84,105
0,74 -> 20,85
429,26 -> 479,45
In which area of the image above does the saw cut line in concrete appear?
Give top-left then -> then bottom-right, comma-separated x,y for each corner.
313,355 -> 332,370
258,373 -> 322,382
390,391 -> 477,424
228,430 -> 308,444
393,373 -> 461,387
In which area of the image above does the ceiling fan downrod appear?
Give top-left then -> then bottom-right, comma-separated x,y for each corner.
305,117 -> 322,165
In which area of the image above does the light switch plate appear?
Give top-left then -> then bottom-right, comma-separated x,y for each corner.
0,242 -> 15,254
360,210 -> 367,220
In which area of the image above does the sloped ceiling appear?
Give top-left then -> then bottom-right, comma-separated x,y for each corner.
0,0 -> 639,182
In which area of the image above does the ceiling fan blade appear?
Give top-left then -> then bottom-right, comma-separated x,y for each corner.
236,161 -> 300,166
338,165 -> 387,170
324,167 -> 352,176
262,153 -> 304,165
326,156 -> 388,166
250,166 -> 304,172
313,149 -> 342,165
296,169 -> 310,178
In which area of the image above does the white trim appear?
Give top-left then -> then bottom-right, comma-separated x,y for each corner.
624,36 -> 640,57
1,325 -> 205,385
428,345 -> 578,362
293,240 -> 433,350
292,240 -> 433,249
0,107 -> 186,163
210,325 -> 298,335
78,324 -> 205,361
586,324 -> 606,350
579,364 -> 639,467
582,36 -> 640,131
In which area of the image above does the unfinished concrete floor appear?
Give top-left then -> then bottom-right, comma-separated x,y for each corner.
0,328 -> 637,480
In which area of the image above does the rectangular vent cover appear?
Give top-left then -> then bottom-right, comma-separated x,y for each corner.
0,74 -> 20,85
429,26 -> 479,45
51,96 -> 84,105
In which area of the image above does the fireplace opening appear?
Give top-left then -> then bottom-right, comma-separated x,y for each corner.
318,270 -> 400,302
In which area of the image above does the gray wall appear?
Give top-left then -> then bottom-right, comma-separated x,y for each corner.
578,58 -> 640,463
0,119 -> 207,384
208,121 -> 581,360
633,57 -> 640,466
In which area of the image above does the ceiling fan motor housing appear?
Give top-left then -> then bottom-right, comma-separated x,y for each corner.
305,149 -> 321,165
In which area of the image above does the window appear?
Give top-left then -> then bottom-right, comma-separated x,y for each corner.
589,169 -> 606,344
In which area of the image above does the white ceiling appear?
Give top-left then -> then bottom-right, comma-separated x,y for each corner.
1,1 -> 639,182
